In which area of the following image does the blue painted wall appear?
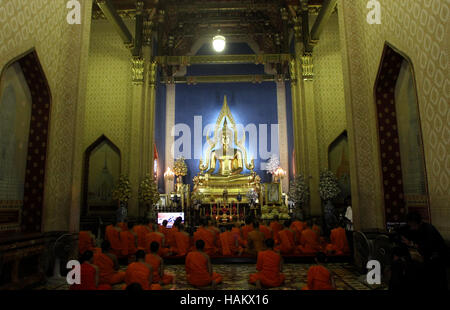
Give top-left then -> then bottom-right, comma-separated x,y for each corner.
174,82 -> 278,187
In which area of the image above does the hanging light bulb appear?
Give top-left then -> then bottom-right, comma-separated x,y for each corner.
212,35 -> 226,52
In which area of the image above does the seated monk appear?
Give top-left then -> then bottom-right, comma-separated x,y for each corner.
298,220 -> 323,254
325,224 -> 350,255
145,242 -> 175,285
207,218 -> 221,248
159,220 -> 170,236
133,218 -> 152,250
193,218 -> 218,256
220,225 -> 243,256
78,230 -> 97,256
185,240 -> 223,288
93,240 -> 125,285
270,216 -> 284,244
125,250 -> 161,290
241,218 -> 254,246
232,223 -> 245,247
276,219 -> 296,255
249,238 -> 286,289
105,220 -> 123,258
70,250 -> 111,290
246,221 -> 266,256
173,224 -> 191,256
144,223 -> 170,256
302,252 -> 336,290
166,218 -> 182,249
117,220 -> 128,232
290,218 -> 305,244
120,222 -> 138,261
260,220 -> 273,240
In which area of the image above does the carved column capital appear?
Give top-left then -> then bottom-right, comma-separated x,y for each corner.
131,56 -> 145,84
143,19 -> 153,46
301,53 -> 314,81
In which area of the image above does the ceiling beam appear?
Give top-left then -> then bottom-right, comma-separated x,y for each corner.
96,0 -> 134,47
310,0 -> 337,44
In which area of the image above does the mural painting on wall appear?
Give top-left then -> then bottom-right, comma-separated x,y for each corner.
328,132 -> 351,206
0,63 -> 32,231
87,141 -> 120,214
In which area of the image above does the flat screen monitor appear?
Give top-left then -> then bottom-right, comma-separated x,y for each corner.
157,212 -> 184,228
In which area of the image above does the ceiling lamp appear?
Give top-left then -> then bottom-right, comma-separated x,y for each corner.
212,35 -> 226,52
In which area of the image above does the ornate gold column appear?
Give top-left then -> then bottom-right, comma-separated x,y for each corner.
128,56 -> 145,217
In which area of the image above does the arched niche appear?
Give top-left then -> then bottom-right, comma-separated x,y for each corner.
0,50 -> 51,234
328,130 -> 351,206
82,135 -> 121,216
374,43 -> 430,226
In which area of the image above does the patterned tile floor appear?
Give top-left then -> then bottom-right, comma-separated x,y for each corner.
37,263 -> 386,290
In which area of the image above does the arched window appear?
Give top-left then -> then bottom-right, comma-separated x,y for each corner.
83,135 -> 121,216
0,50 -> 51,233
374,43 -> 430,227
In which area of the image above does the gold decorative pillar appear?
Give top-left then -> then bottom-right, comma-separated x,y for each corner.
299,53 -> 321,216
128,56 -> 145,217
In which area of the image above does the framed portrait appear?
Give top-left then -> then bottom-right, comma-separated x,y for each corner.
265,183 -> 282,205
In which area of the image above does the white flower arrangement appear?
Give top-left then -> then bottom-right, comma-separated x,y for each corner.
265,154 -> 280,175
112,175 -> 132,203
288,174 -> 310,207
319,169 -> 341,201
246,188 -> 258,202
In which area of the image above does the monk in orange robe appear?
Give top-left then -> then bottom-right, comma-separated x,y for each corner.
70,250 -> 111,290
117,221 -> 128,232
246,221 -> 266,256
325,225 -> 350,255
232,223 -> 245,247
158,220 -> 170,236
302,252 -> 336,290
220,225 -> 243,256
93,240 -> 125,285
105,221 -> 123,258
276,220 -> 296,255
133,219 -> 152,250
144,224 -> 170,256
120,222 -> 138,260
173,224 -> 191,256
298,221 -> 323,254
241,218 -> 254,245
270,216 -> 284,244
260,221 -> 273,240
193,219 -> 218,256
125,250 -> 161,290
185,240 -> 223,288
249,238 -> 285,289
145,242 -> 175,285
78,230 -> 96,256
290,219 -> 305,244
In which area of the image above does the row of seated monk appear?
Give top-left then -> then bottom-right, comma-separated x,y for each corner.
72,217 -> 350,290
71,238 -> 337,291
79,217 -> 351,260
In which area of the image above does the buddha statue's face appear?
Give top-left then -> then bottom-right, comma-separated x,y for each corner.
221,129 -> 231,150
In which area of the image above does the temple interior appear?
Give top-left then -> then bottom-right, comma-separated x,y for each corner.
0,0 -> 448,292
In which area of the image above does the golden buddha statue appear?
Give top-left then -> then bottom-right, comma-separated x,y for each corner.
193,96 -> 261,203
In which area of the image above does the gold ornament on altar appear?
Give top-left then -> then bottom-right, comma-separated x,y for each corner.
192,96 -> 261,203
138,174 -> 160,206
112,175 -> 132,203
173,157 -> 188,177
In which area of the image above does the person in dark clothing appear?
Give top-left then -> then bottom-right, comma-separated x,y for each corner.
388,246 -> 426,291
400,212 -> 448,290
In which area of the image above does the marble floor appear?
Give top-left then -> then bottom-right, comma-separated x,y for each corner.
37,263 -> 386,290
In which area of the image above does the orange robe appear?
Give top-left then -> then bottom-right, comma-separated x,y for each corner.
78,231 -> 95,255
298,228 -> 322,254
249,250 -> 285,288
232,227 -> 245,247
120,230 -> 137,258
242,224 -> 254,242
325,227 -> 350,255
302,265 -> 335,290
166,227 -> 179,249
290,221 -> 305,244
145,253 -> 174,285
219,231 -> 241,256
174,231 -> 191,256
185,251 -> 222,287
105,225 -> 122,257
246,230 -> 265,256
270,221 -> 283,244
144,232 -> 169,256
133,225 -> 150,250
93,252 -> 125,285
69,263 -> 112,290
312,224 -> 321,237
277,229 -> 296,255
194,227 -> 217,256
259,225 -> 272,240
117,222 -> 128,231
125,262 -> 161,290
